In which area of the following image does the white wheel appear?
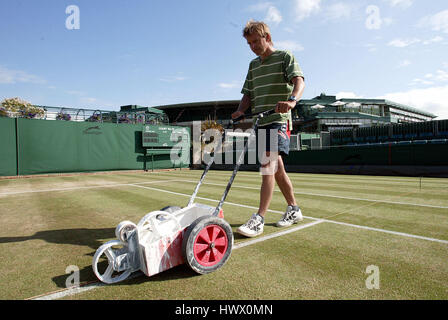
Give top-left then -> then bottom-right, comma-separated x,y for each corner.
92,240 -> 132,284
137,211 -> 182,238
115,221 -> 137,242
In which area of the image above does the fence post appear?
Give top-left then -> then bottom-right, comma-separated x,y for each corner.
15,117 -> 20,176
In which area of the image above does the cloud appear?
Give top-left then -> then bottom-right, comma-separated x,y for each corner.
218,83 -> 238,89
0,66 -> 46,85
410,78 -> 434,86
426,69 -> 448,82
80,97 -> 99,104
80,96 -> 114,108
364,43 -> 378,52
388,38 -> 420,47
247,2 -> 272,12
382,0 -> 413,9
324,2 -> 353,21
418,10 -> 448,34
335,92 -> 364,99
293,0 -> 321,22
64,89 -> 114,108
266,6 -> 282,25
66,90 -> 85,96
398,60 -> 411,68
396,68 -> 448,122
275,40 -> 304,52
247,3 -> 282,25
388,36 -> 443,48
218,81 -> 242,90
382,17 -> 394,27
422,36 -> 444,45
410,63 -> 448,86
159,76 -> 188,82
379,85 -> 448,119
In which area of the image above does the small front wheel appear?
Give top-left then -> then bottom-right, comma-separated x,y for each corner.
92,240 -> 132,284
115,221 -> 136,242
182,216 -> 233,274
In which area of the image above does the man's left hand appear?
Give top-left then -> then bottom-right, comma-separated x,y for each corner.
275,100 -> 296,113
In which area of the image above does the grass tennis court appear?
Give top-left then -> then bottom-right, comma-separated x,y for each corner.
0,169 -> 447,300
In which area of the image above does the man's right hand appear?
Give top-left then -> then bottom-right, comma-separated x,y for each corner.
231,111 -> 245,119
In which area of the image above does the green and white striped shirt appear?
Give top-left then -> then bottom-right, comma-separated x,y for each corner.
241,50 -> 304,126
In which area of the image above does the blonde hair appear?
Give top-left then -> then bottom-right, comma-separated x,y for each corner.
243,20 -> 272,42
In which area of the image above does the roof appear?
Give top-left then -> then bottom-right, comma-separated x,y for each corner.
299,94 -> 437,118
120,105 -> 165,114
152,100 -> 240,110
150,94 -> 437,118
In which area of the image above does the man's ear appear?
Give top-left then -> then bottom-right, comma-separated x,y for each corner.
265,33 -> 272,44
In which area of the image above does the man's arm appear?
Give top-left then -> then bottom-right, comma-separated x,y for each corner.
290,76 -> 305,101
276,76 -> 305,113
231,94 -> 251,119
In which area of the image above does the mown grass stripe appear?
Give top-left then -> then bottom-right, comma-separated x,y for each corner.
149,179 -> 448,210
3,176 -> 446,210
148,169 -> 448,186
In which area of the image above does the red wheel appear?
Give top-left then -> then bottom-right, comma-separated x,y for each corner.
193,224 -> 229,267
182,216 -> 233,274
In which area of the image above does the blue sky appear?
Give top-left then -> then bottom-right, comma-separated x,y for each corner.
1,0 -> 447,119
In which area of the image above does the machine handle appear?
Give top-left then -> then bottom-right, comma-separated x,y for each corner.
257,109 -> 276,118
230,109 -> 276,126
230,114 -> 245,125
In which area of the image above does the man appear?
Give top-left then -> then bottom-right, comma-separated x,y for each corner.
232,20 -> 305,238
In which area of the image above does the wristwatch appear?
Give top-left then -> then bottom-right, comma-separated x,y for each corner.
288,96 -> 297,102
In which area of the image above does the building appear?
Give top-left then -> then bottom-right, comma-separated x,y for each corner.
153,100 -> 240,126
295,93 -> 436,133
153,93 -> 437,134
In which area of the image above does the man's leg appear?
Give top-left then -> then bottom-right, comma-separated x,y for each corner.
236,151 -> 277,237
274,155 -> 303,227
257,151 -> 278,217
274,155 -> 296,206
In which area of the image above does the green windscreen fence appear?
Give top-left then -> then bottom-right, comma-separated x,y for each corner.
0,118 -> 190,176
0,117 -> 17,176
2,117 -> 447,176
284,142 -> 448,166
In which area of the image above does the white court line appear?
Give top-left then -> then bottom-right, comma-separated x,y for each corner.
233,220 -> 325,250
0,179 -> 188,196
318,219 -> 448,244
33,282 -> 107,300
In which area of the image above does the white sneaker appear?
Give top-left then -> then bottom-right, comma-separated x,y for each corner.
237,213 -> 264,237
276,205 -> 303,227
